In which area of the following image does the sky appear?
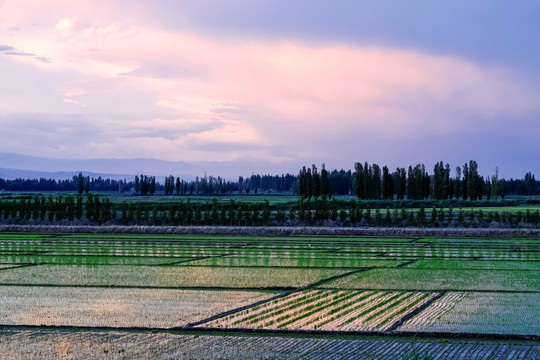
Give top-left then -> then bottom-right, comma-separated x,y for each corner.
1,0 -> 540,178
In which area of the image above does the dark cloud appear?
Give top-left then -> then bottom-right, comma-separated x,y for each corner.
0,46 -> 49,63
138,0 -> 540,73
4,51 -> 35,56
33,56 -> 50,63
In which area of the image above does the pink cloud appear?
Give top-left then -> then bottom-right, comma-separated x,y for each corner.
0,0 -> 537,163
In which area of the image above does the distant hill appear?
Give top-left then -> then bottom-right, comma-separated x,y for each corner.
0,168 -> 135,181
0,152 -> 300,181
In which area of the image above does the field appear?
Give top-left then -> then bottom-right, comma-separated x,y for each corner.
0,231 -> 538,359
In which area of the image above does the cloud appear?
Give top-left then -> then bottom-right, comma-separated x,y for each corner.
3,51 -> 50,63
120,63 -> 203,79
0,0 -> 539,173
33,56 -> 50,63
4,50 -> 35,56
0,44 -> 50,65
63,98 -> 88,107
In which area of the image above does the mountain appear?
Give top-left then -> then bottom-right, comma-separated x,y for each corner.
0,168 -> 137,181
0,153 -> 300,181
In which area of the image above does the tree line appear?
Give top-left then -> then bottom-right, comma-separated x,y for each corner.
0,173 -> 134,193
0,172 -> 298,195
0,162 -> 538,199
2,194 -> 540,228
298,161 -> 539,200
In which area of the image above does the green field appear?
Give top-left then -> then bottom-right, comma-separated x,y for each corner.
0,231 -> 538,359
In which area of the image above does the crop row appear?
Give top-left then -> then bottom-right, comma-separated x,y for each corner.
398,292 -> 467,328
207,289 -> 437,331
0,264 -> 346,288
0,286 -> 273,328
0,254 -> 191,266
2,328 -> 539,360
400,292 -> 540,336
323,268 -> 540,292
3,241 -> 537,263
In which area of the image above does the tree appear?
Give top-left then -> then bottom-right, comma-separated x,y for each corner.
312,164 -> 320,198
84,176 -> 90,195
150,176 -> 156,195
407,164 -> 427,200
490,167 -> 499,200
467,160 -> 479,201
453,166 -> 461,200
354,162 -> 364,199
372,164 -> 381,200
524,172 -> 537,195
134,175 -> 140,194
433,161 -> 451,200
382,166 -> 394,200
394,168 -> 406,200
176,177 -> 181,195
320,163 -> 329,197
305,167 -> 313,198
462,163 -> 469,200
75,195 -> 83,220
77,172 -> 84,195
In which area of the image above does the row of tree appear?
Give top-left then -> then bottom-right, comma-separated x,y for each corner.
0,174 -> 134,193
298,161 -> 538,201
0,162 -> 538,199
2,195 -> 540,228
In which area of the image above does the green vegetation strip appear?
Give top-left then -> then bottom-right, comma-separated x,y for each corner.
322,268 -> 540,292
405,259 -> 540,271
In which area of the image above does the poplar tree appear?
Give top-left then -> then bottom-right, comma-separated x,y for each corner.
320,163 -> 329,197
354,162 -> 364,199
312,164 -> 320,198
77,172 -> 84,195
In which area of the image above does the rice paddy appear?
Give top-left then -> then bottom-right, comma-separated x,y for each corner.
0,231 -> 538,359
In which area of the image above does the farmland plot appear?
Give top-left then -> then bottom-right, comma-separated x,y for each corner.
0,286 -> 274,328
381,247 -> 540,261
207,289 -> 438,331
0,243 -> 231,258
1,328 -> 539,360
399,292 -> 540,335
405,259 -> 540,271
187,256 -> 402,268
323,268 -> 540,291
0,264 -> 347,288
0,231 -> 538,359
0,264 -> 21,270
0,254 -> 193,266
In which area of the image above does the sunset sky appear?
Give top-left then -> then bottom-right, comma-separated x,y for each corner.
1,1 -> 539,178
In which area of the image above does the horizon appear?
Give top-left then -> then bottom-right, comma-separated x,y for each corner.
0,151 -> 535,182
1,1 -> 540,179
